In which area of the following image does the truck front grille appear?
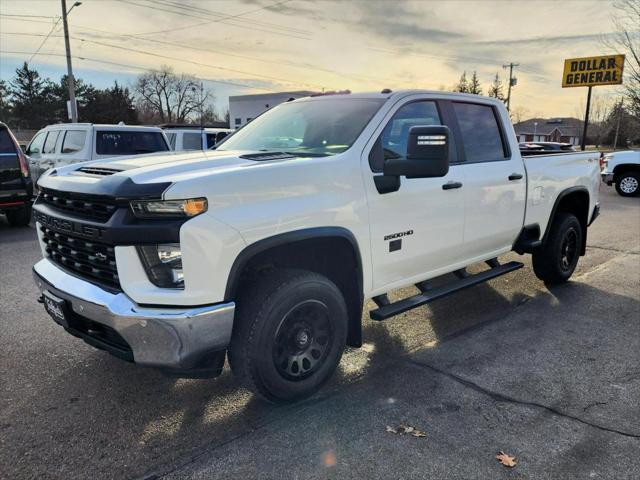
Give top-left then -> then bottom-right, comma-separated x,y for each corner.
40,225 -> 120,289
39,189 -> 118,222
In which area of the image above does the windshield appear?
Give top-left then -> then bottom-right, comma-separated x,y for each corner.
217,98 -> 384,157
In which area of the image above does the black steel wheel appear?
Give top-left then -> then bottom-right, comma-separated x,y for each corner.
228,269 -> 348,403
273,300 -> 333,381
532,212 -> 582,284
559,228 -> 579,273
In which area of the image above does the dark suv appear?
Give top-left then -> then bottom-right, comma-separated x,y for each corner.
0,123 -> 33,226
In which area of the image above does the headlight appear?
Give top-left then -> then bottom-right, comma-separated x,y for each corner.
137,244 -> 184,288
130,198 -> 207,219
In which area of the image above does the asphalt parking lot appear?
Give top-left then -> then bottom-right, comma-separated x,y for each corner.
1,186 -> 638,480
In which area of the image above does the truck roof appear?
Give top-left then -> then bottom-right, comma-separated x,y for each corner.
39,123 -> 164,132
294,89 -> 506,104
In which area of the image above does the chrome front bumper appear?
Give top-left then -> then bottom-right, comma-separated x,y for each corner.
33,259 -> 235,371
601,172 -> 614,185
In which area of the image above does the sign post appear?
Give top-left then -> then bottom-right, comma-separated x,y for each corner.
562,54 -> 625,151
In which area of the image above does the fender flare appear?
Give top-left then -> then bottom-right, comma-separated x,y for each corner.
542,186 -> 590,255
224,226 -> 364,301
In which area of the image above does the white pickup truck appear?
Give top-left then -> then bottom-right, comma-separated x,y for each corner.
32,90 -> 600,402
600,150 -> 640,196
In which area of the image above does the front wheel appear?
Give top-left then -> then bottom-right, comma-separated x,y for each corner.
532,212 -> 582,285
615,171 -> 640,197
228,269 -> 348,403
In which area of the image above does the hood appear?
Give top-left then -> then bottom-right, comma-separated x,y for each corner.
37,149 -> 302,197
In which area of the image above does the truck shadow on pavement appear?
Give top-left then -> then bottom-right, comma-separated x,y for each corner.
5,264 -> 638,479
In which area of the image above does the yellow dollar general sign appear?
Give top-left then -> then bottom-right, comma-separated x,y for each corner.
562,54 -> 625,88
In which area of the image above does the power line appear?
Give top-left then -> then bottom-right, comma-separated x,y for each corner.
27,16 -> 62,64
0,50 -> 276,91
1,31 -> 324,89
117,0 -> 310,40
65,22 -> 418,89
149,0 -> 307,36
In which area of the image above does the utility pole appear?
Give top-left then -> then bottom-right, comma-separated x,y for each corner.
613,98 -> 624,150
61,0 -> 78,122
502,62 -> 519,112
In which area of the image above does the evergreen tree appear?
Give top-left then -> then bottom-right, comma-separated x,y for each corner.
9,62 -> 55,128
468,71 -> 482,95
454,71 -> 469,93
81,82 -> 138,124
0,80 -> 11,121
487,73 -> 505,101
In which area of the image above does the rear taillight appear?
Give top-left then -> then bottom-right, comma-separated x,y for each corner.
17,148 -> 29,178
6,128 -> 29,177
599,153 -> 605,169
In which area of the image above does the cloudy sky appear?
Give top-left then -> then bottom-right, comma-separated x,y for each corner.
0,0 -> 627,117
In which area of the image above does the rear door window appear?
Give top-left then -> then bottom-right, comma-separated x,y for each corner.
452,102 -> 507,162
42,131 -> 60,154
61,130 -> 87,154
27,131 -> 47,155
182,132 -> 202,150
0,129 -> 17,154
95,131 -> 169,155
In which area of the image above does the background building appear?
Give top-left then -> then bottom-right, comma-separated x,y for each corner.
228,91 -> 317,129
514,118 -> 582,145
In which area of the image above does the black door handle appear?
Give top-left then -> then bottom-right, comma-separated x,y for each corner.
508,173 -> 523,180
442,181 -> 463,190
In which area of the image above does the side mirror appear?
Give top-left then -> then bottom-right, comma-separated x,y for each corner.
383,125 -> 450,179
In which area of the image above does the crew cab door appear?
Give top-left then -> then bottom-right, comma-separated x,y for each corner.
450,101 -> 526,259
363,97 -> 466,292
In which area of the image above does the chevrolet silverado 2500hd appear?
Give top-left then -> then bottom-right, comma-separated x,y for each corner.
32,91 -> 600,402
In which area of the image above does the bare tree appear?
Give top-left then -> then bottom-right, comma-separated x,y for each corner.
510,106 -> 530,124
135,65 -> 211,123
604,1 -> 640,117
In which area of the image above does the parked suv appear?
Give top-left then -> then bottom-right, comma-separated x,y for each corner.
162,125 -> 232,151
0,122 -> 33,226
26,124 -> 170,184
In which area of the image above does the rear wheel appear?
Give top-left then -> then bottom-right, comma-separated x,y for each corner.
5,203 -> 31,227
532,212 -> 582,285
615,171 -> 640,197
228,269 -> 348,403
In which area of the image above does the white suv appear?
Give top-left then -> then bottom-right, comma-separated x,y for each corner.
26,124 -> 170,183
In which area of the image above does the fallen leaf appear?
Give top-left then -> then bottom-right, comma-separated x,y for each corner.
385,424 -> 426,438
496,451 -> 517,468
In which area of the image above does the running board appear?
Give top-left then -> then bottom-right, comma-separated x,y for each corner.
369,261 -> 524,321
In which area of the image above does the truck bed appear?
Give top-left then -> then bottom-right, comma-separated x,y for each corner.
523,151 -> 600,236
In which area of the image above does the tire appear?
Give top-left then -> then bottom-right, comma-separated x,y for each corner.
228,269 -> 348,403
5,204 -> 32,227
615,171 -> 640,197
532,212 -> 582,285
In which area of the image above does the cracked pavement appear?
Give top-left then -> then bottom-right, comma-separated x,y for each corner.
1,187 -> 639,479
